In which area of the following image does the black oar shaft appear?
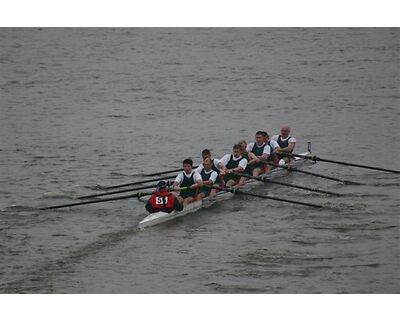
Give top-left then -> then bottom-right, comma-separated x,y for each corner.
261,160 -> 360,185
287,153 -> 400,174
289,167 -> 361,185
100,174 -> 177,190
315,158 -> 400,174
237,173 -> 342,196
77,182 -> 170,200
236,190 -> 323,208
40,192 -> 151,210
143,166 -> 198,177
262,178 -> 341,196
209,185 -> 322,208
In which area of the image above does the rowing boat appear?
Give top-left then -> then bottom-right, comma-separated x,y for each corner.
138,149 -> 314,229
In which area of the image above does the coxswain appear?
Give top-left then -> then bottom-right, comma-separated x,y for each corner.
218,144 -> 248,187
271,125 -> 297,165
173,158 -> 203,206
145,181 -> 183,213
196,157 -> 219,200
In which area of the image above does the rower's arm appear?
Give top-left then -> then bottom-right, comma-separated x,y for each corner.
172,180 -> 180,191
287,142 -> 296,153
230,166 -> 244,173
227,159 -> 247,174
218,162 -> 227,171
248,152 -> 256,159
277,142 -> 296,154
203,172 -> 218,185
191,173 -> 203,189
217,155 -> 229,172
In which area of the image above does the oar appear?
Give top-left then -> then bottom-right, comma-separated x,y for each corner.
77,183 -> 191,200
39,192 -> 153,210
209,185 -> 323,208
142,166 -> 198,177
77,182 -> 172,200
260,160 -> 362,185
97,174 -> 178,190
235,173 -> 343,196
283,153 -> 400,174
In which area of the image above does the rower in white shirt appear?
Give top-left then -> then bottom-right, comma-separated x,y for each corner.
195,149 -> 221,176
218,144 -> 248,187
196,157 -> 219,200
271,125 -> 297,165
173,158 -> 203,206
246,131 -> 274,176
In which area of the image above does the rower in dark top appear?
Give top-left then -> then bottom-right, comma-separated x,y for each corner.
172,158 -> 203,206
271,125 -> 297,165
195,149 -> 221,179
145,181 -> 183,213
218,144 -> 248,187
238,139 -> 252,184
196,157 -> 219,200
246,131 -> 274,176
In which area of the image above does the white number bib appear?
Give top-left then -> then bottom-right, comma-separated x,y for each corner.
155,196 -> 168,205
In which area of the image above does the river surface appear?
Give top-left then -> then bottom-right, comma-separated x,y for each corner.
0,28 -> 399,293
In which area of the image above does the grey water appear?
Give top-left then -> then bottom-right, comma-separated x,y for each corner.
0,28 -> 399,293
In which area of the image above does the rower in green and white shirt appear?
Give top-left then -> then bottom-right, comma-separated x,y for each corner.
195,149 -> 221,177
271,125 -> 297,165
196,157 -> 219,200
172,158 -> 203,206
246,131 -> 275,176
218,144 -> 248,187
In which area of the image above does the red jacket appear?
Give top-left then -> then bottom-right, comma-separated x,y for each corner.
145,190 -> 183,213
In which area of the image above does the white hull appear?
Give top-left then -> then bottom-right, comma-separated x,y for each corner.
138,152 -> 312,229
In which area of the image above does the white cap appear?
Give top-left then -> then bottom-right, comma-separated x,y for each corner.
278,159 -> 286,166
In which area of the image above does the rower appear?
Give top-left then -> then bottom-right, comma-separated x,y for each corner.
145,181 -> 183,213
196,157 -> 219,200
246,131 -> 274,176
173,158 -> 203,206
195,149 -> 221,176
218,144 -> 248,187
263,131 -> 280,167
271,125 -> 297,165
238,140 -> 252,184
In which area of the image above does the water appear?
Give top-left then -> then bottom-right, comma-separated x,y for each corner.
0,28 -> 399,293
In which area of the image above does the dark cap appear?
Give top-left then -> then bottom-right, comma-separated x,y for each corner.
156,181 -> 167,191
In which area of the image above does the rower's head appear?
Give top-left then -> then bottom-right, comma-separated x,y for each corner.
156,180 -> 167,191
203,157 -> 212,171
232,143 -> 243,158
280,125 -> 291,138
201,149 -> 211,160
262,131 -> 269,142
182,158 -> 193,174
255,131 -> 267,146
238,140 -> 247,153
